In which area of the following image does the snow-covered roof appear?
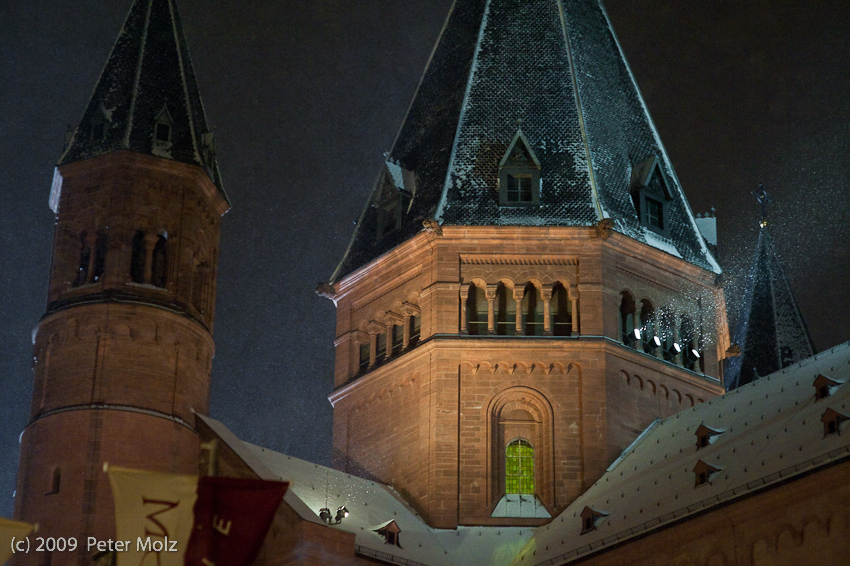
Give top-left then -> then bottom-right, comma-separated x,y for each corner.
58,0 -> 226,200
333,0 -> 719,282
512,340 -> 850,565
199,414 -> 533,566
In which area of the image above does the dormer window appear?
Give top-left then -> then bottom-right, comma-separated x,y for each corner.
90,121 -> 107,141
374,521 -> 402,548
813,374 -> 841,400
499,128 -> 541,206
374,162 -> 412,240
631,156 -> 673,236
821,408 -> 848,437
154,106 -> 174,143
693,459 -> 721,487
695,424 -> 723,450
89,104 -> 112,141
579,506 -> 608,534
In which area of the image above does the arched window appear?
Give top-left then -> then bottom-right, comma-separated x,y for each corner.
131,231 -> 146,283
466,283 -> 488,335
495,283 -> 515,336
92,231 -> 107,282
47,467 -> 60,495
550,283 -> 572,336
640,300 -> 656,355
522,284 -> 543,336
505,439 -> 534,494
151,235 -> 167,288
619,291 -> 636,346
74,231 -> 91,287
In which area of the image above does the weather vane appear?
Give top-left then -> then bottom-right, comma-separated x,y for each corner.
751,183 -> 771,228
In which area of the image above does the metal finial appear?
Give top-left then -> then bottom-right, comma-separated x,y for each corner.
751,183 -> 771,227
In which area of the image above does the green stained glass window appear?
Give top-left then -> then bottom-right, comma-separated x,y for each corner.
505,439 -> 534,494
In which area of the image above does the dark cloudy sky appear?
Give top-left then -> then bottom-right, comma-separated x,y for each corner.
2,1 -> 849,519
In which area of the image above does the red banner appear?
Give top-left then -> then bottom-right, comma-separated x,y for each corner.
183,477 -> 288,566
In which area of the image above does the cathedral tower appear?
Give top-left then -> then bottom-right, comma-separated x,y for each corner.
323,0 -> 729,529
13,0 -> 229,563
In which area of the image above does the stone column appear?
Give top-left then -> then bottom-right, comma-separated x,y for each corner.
369,331 -> 378,367
486,286 -> 497,334
570,286 -> 579,336
513,288 -> 524,335
459,287 -> 468,334
542,288 -> 552,335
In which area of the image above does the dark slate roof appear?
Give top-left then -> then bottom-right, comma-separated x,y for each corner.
724,227 -> 816,390
58,0 -> 227,201
331,0 -> 718,282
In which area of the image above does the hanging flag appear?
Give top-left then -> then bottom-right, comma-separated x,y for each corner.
106,465 -> 198,566
0,516 -> 36,564
184,477 -> 288,566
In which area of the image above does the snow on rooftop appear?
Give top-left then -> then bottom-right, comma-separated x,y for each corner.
513,340 -> 850,565
642,227 -> 683,259
201,417 -> 533,566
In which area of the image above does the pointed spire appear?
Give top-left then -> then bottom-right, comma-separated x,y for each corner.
59,0 -> 226,199
333,0 -> 717,281
724,190 -> 816,390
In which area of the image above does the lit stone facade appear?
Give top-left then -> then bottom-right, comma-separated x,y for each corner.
13,151 -> 227,565
328,224 -> 727,528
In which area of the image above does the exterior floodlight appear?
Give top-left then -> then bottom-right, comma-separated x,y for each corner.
690,349 -> 701,360
652,336 -> 661,347
320,506 -> 350,525
633,329 -> 641,340
672,342 -> 682,354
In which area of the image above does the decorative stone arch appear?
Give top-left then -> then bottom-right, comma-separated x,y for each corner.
484,386 -> 555,511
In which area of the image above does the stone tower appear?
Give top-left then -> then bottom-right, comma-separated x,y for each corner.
13,0 -> 229,563
323,0 -> 729,529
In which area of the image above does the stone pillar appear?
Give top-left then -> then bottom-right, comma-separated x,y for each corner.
486,286 -> 497,334
542,288 -> 552,335
403,314 -> 411,348
369,331 -> 378,367
459,287 -> 468,334
570,288 -> 579,336
513,288 -> 524,335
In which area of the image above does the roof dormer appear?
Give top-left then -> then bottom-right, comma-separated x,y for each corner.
813,374 -> 842,401
631,156 -> 673,236
499,128 -> 541,207
694,424 -> 724,450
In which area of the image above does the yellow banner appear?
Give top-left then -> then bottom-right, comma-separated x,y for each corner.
106,465 -> 197,566
0,516 -> 36,564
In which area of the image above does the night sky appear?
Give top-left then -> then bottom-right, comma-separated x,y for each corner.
2,1 -> 849,519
